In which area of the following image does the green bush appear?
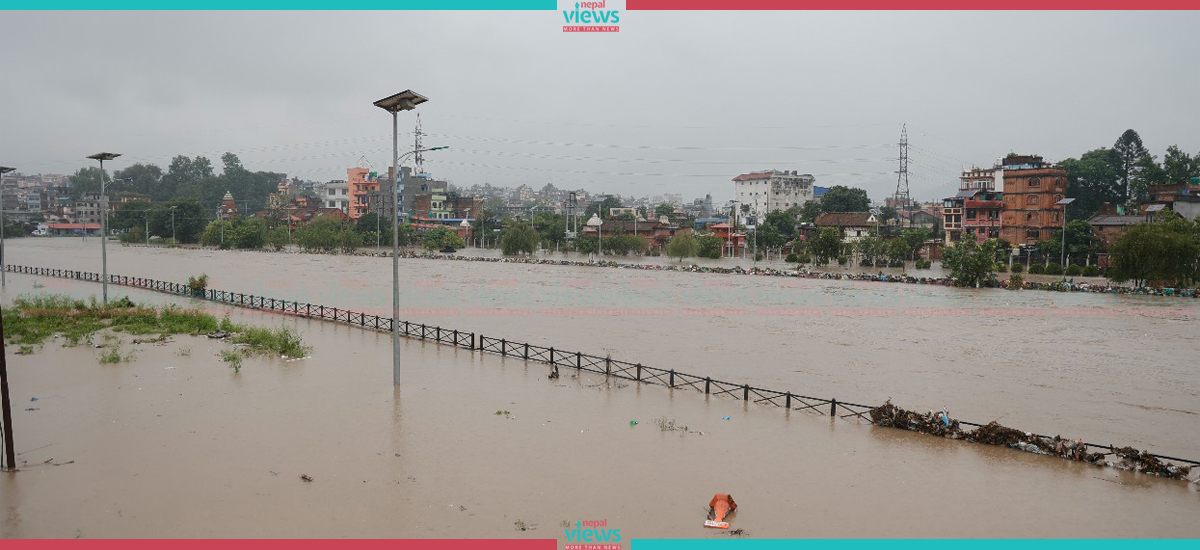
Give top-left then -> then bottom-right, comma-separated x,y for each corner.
1028,263 -> 1044,274
915,258 -> 932,269
1065,264 -> 1083,276
995,262 -> 1008,273
187,273 -> 208,297
1082,265 -> 1100,277
1009,274 -> 1024,290
1044,264 -> 1064,276
785,253 -> 798,263
1011,262 -> 1024,273
836,256 -> 848,265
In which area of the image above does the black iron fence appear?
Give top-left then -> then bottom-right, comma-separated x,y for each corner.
5,263 -> 1198,470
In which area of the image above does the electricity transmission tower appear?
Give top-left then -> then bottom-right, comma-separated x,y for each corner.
893,123 -> 911,229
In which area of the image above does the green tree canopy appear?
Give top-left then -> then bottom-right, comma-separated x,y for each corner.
665,232 -> 698,261
501,219 -> 540,255
942,238 -> 1001,287
818,186 -> 870,213
1113,129 -> 1150,201
1061,148 -> 1123,221
1106,213 -> 1199,287
810,227 -> 844,265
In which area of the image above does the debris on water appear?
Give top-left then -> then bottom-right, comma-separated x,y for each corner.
629,420 -> 638,426
870,400 -> 1188,480
722,416 -> 731,421
724,528 -> 749,537
30,397 -> 39,402
207,331 -> 230,339
299,474 -> 314,482
514,520 -> 527,532
1108,446 -> 1193,480
24,407 -> 39,411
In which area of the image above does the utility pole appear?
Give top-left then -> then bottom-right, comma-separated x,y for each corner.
1,307 -> 16,470
892,124 -> 911,234
170,206 -> 177,243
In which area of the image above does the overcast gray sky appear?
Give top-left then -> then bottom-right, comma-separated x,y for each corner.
2,10 -> 1197,203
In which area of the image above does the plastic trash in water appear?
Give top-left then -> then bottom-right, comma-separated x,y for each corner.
722,416 -> 731,421
941,407 -> 950,426
629,420 -> 638,426
30,397 -> 39,402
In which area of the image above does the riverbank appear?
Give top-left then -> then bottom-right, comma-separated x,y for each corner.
117,240 -> 1198,299
3,276 -> 1198,539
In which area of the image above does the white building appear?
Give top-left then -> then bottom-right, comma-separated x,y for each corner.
732,170 -> 816,223
323,180 -> 350,214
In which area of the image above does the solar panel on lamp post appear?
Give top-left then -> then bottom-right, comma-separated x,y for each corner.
87,153 -> 121,306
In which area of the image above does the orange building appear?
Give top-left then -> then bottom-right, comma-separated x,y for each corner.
998,155 -> 1067,246
346,167 -> 379,220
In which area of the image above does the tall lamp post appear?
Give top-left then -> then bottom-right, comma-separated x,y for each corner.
0,166 -> 15,288
374,90 -> 449,386
169,205 -> 178,243
1055,198 -> 1075,277
87,152 -> 121,306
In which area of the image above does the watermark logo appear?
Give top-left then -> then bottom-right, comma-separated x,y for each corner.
564,519 -> 621,550
561,0 -> 621,33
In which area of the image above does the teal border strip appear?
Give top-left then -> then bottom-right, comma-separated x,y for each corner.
0,1 -> 554,8
633,541 -> 1200,549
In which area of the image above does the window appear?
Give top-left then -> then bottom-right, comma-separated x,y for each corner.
1026,229 -> 1040,238
1027,195 -> 1040,206
1052,212 -> 1059,222
1029,177 -> 1041,187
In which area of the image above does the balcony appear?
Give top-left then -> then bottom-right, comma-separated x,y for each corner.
965,199 -> 1002,209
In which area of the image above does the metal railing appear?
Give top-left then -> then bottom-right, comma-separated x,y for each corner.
5,263 -> 1197,471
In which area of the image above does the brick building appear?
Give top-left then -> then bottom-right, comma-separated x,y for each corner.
998,155 -> 1067,246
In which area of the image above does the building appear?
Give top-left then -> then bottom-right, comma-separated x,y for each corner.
815,212 -> 878,242
708,223 -> 747,257
74,193 -> 103,225
943,165 -> 1005,245
579,218 -> 691,251
346,167 -> 379,220
733,170 -> 816,221
998,155 -> 1067,246
1174,194 -> 1200,222
413,192 -> 481,220
218,191 -> 239,220
323,180 -> 350,214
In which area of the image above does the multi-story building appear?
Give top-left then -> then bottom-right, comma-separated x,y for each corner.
997,155 -> 1067,246
74,193 -> 103,225
346,167 -> 379,220
733,170 -> 816,221
943,165 -> 1005,245
323,180 -> 350,214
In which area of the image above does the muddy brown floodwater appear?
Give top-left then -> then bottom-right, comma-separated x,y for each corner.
1,239 -> 1198,540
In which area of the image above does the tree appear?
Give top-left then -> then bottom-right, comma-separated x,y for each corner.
337,228 -> 363,253
901,228 -> 931,260
110,200 -> 153,232
68,167 -> 106,200
1163,145 -> 1198,186
1106,213 -> 1199,287
584,196 -> 622,219
879,206 -> 898,231
942,238 -> 1000,287
818,186 -> 870,213
665,232 -> 698,261
1047,219 -> 1098,262
114,163 -> 164,198
809,227 -> 843,265
797,200 -> 822,223
531,211 -> 567,248
356,213 -> 381,235
265,226 -> 289,251
763,209 -> 797,242
1061,148 -> 1123,220
422,226 -> 463,252
294,216 -> 342,252
228,217 -> 267,249
200,220 -> 233,248
500,219 -> 540,255
1113,129 -> 1150,201
655,203 -> 675,219
604,234 -> 646,256
696,235 -> 723,259
1132,154 -> 1167,198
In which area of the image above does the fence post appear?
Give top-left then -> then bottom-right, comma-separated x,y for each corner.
786,392 -> 792,409
830,399 -> 837,417
669,370 -> 675,388
436,326 -> 441,342
453,329 -> 459,347
501,339 -> 506,356
636,363 -> 642,381
471,333 -> 476,350
705,377 -> 711,394
549,347 -> 555,365
605,357 -> 611,376
743,385 -> 749,402
524,343 -> 529,360
576,352 -> 581,370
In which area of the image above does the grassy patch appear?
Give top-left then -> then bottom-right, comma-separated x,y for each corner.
232,325 -> 309,358
221,348 -> 244,372
4,293 -> 310,364
99,344 -> 134,364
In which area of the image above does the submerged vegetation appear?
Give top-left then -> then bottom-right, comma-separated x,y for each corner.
3,293 -> 310,365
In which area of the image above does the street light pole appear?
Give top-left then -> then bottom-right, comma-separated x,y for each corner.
0,166 -> 16,288
1056,198 -> 1075,277
87,153 -> 121,306
170,205 -> 177,243
374,90 -> 443,387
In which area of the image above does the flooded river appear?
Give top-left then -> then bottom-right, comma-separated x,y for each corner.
1,238 -> 1198,539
